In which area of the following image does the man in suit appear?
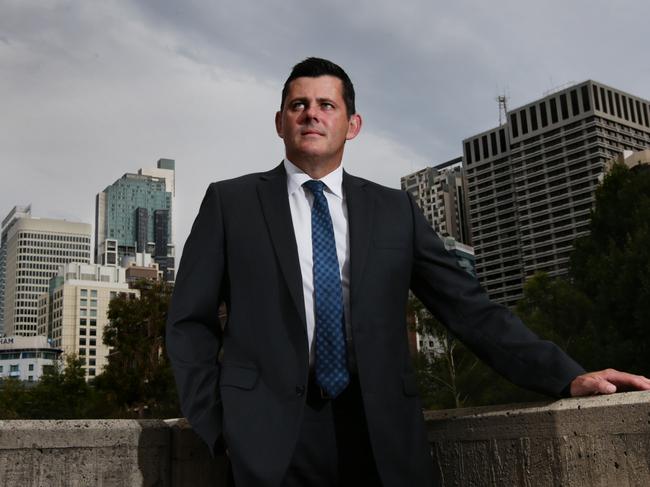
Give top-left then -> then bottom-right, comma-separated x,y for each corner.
167,57 -> 650,487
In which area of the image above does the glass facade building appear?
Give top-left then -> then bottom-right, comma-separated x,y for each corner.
95,159 -> 175,281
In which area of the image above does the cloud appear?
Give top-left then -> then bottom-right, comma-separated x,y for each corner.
1,0 -> 650,254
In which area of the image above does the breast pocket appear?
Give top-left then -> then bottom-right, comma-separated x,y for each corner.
373,239 -> 408,250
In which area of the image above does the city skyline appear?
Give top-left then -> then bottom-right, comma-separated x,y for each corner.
2,1 -> 650,255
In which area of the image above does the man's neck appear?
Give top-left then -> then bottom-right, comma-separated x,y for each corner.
287,156 -> 342,180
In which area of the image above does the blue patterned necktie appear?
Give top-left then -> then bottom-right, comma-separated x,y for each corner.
303,179 -> 350,398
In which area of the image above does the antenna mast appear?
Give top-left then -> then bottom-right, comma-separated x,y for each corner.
497,94 -> 508,126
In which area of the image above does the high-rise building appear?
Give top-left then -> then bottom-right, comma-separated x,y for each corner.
0,205 -> 32,335
401,157 -> 472,245
38,262 -> 138,380
95,158 -> 175,281
463,81 -> 650,307
2,210 -> 91,336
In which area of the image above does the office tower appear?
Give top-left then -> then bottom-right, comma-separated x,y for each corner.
95,158 -> 175,281
38,263 -> 138,380
0,335 -> 62,381
463,81 -> 650,307
1,209 -> 91,337
0,205 -> 32,335
401,157 -> 472,245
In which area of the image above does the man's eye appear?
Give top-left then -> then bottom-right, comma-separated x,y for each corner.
321,102 -> 334,110
292,102 -> 305,110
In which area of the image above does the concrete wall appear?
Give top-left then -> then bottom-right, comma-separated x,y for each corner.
427,390 -> 650,486
1,391 -> 650,486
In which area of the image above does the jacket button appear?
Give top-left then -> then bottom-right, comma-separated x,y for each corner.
295,385 -> 306,396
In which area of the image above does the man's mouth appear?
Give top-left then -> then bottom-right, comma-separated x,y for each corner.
301,130 -> 324,136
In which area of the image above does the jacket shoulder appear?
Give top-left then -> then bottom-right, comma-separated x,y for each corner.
345,172 -> 409,200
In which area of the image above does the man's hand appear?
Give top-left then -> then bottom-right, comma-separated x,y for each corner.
570,368 -> 650,396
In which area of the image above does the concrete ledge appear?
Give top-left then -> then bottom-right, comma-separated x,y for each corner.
0,419 -> 171,487
1,391 -> 649,486
426,390 -> 650,486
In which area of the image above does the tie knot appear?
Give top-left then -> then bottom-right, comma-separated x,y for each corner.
303,180 -> 326,196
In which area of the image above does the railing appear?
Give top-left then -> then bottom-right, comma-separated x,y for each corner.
1,390 -> 650,486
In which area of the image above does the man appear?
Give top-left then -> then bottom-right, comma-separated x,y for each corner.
167,58 -> 650,487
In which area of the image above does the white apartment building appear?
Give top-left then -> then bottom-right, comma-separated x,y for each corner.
0,335 -> 62,382
401,157 -> 472,245
0,205 -> 32,335
2,211 -> 91,336
38,262 -> 138,380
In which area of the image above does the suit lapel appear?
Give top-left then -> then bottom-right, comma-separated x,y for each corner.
343,171 -> 374,308
257,164 -> 307,333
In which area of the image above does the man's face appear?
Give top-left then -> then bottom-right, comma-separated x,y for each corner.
275,75 -> 361,171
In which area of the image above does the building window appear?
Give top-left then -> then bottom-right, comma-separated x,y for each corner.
559,94 -> 569,119
28,364 -> 34,371
520,110 -> 528,135
473,139 -> 481,162
10,365 -> 19,372
510,113 -> 519,138
529,106 -> 538,131
570,89 -> 580,116
550,98 -> 559,123
80,289 -> 88,297
90,290 -> 97,298
582,85 -> 592,112
464,142 -> 472,164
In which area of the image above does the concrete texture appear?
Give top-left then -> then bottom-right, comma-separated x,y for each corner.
1,391 -> 650,486
426,390 -> 650,486
0,419 -> 170,487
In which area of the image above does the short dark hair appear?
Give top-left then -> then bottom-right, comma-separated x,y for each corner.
280,57 -> 356,117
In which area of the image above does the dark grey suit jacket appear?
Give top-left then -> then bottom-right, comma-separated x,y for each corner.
166,164 -> 585,487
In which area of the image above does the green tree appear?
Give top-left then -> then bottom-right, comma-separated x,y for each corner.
409,296 -> 544,409
569,163 -> 650,374
26,355 -> 94,418
0,378 -> 28,419
515,272 -> 595,369
100,279 -> 179,418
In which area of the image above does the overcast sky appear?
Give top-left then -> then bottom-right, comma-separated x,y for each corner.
2,0 -> 649,255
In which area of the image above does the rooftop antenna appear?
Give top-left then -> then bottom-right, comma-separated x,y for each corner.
496,93 -> 509,126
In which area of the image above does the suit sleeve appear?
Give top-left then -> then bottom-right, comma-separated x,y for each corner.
166,183 -> 226,454
406,192 -> 585,397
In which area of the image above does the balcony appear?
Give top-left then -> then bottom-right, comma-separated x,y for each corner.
2,391 -> 648,486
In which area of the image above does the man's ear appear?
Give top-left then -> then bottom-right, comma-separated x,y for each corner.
275,111 -> 283,138
346,113 -> 362,141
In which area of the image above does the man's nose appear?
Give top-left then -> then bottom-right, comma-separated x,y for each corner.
301,104 -> 319,122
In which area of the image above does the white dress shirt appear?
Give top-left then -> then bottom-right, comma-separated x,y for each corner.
284,159 -> 351,365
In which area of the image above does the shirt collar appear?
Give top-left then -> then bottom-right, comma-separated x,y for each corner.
284,159 -> 344,199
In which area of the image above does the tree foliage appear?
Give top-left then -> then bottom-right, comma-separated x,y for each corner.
0,279 -> 181,419
567,163 -> 650,373
100,279 -> 179,418
516,163 -> 650,375
409,295 -> 545,409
